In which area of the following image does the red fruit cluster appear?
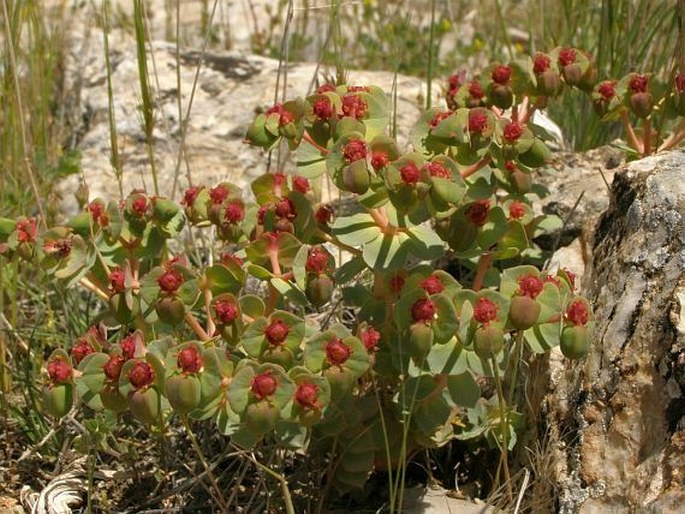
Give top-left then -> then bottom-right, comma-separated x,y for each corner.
566,300 -> 590,326
341,94 -> 367,119
16,218 -> 37,244
265,319 -> 290,346
315,205 -> 333,225
47,359 -> 72,384
465,200 -> 490,226
597,80 -> 617,101
533,53 -> 551,73
430,110 -> 452,128
317,83 -> 336,94
295,382 -> 319,409
120,335 -> 136,360
103,354 -> 125,381
509,201 -> 526,220
360,326 -> 381,352
326,338 -> 351,366
215,299 -> 239,324
468,81 -> 485,100
109,267 -> 126,293
400,162 -> 421,185
224,201 -> 245,224
503,121 -> 523,143
87,202 -> 109,226
425,161 -> 450,179
313,96 -> 333,120
411,298 -> 436,323
71,339 -> 95,365
371,151 -> 390,171
158,269 -> 184,293
558,48 -> 577,66
209,184 -> 230,205
491,65 -> 512,85
518,274 -> 544,299
306,246 -> 330,274
473,297 -> 498,325
468,110 -> 489,135
131,196 -> 148,216
251,372 -> 278,399
267,103 -> 295,126
420,275 -> 444,295
274,198 -> 295,220
182,186 -> 201,207
292,176 -> 310,194
629,74 -> 648,93
342,139 -> 368,163
220,252 -> 244,268
128,361 -> 155,389
43,238 -> 73,258
177,346 -> 203,374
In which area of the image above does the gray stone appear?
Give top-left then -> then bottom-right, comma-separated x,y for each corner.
59,29 -> 431,211
545,150 -> 685,512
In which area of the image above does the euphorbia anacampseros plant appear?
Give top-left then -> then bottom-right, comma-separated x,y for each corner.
1,47 -> 603,500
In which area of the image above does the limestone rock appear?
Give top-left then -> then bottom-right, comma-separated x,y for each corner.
60,30 -> 430,211
547,150 -> 685,512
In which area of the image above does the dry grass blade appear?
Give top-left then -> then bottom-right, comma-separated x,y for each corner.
1,0 -> 47,226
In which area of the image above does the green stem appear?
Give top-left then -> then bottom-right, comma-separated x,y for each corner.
372,380 -> 396,512
182,416 -> 227,509
102,0 -> 123,200
317,229 -> 363,257
316,437 -> 338,514
507,330 -> 525,408
491,356 -> 513,502
425,0 -> 436,110
232,443 -> 295,514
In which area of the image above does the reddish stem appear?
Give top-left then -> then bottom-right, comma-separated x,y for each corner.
520,96 -> 541,125
472,253 -> 493,291
185,312 -> 210,341
643,118 -> 652,155
367,207 -> 390,231
303,131 -> 329,155
659,118 -> 685,151
621,110 -> 643,154
461,156 -> 492,179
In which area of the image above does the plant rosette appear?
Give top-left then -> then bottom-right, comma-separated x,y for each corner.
226,362 -> 295,437
303,324 -> 370,397
241,310 -> 306,368
140,259 -> 200,326
284,366 -> 332,427
42,350 -> 75,418
162,342 -> 231,416
211,293 -> 243,344
118,349 -> 167,425
394,288 -> 459,364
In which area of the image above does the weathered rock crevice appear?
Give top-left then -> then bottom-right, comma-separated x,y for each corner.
545,151 -> 685,513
